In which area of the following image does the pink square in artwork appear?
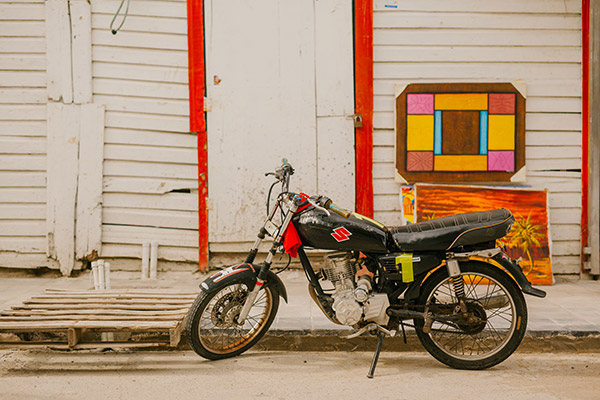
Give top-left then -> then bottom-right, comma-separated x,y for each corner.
407,152 -> 434,171
488,93 -> 515,114
488,151 -> 515,171
407,94 -> 434,115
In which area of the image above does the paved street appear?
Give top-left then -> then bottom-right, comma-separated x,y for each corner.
0,350 -> 598,400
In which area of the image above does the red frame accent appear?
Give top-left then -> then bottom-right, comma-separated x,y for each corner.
187,0 -> 208,271
582,0 -> 590,271
354,0 -> 374,218
189,1 -> 376,267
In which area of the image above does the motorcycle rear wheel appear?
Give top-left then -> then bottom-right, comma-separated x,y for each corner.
186,278 -> 279,360
414,262 -> 527,370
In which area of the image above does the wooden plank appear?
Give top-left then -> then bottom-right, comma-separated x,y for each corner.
526,113 -> 582,132
71,0 -> 92,103
0,203 -> 46,219
91,0 -> 187,18
31,293 -> 197,299
102,192 -> 197,211
104,110 -> 189,133
373,12 -> 581,30
170,321 -> 183,347
91,29 -> 188,51
0,3 -> 45,19
373,63 -> 581,81
0,54 -> 45,70
45,0 -> 73,103
0,121 -> 46,136
0,88 -> 46,104
104,143 -> 197,165
92,61 -> 188,84
46,103 -> 80,275
373,0 -> 581,13
75,104 -> 104,259
374,46 -> 581,64
68,327 -> 82,348
0,136 -> 46,154
23,298 -> 193,305
104,128 -> 195,148
103,161 -> 197,180
0,188 -> 45,203
91,14 -> 188,35
103,208 -> 197,230
72,320 -> 178,329
102,224 -> 197,247
0,220 -> 45,236
527,131 -> 582,147
527,146 -> 582,160
93,45 -> 188,68
100,243 -> 198,262
92,77 -> 189,99
0,38 -> 46,54
44,288 -> 198,295
0,253 -> 57,269
103,176 -> 197,195
0,21 -> 45,37
0,104 -> 46,120
0,237 -> 46,253
373,28 -> 581,47
12,304 -> 190,311
2,309 -> 188,317
552,240 -> 581,256
93,95 -> 189,116
0,315 -> 185,321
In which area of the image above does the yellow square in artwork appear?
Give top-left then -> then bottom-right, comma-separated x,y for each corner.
488,115 -> 515,150
407,115 -> 434,151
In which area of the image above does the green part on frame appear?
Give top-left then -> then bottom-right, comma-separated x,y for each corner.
396,253 -> 414,283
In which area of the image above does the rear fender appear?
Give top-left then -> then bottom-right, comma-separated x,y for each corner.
414,252 -> 546,299
200,263 -> 288,302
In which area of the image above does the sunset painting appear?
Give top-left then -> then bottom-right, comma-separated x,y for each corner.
415,184 -> 552,285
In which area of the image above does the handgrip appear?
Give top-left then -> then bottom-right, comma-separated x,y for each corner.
328,203 -> 351,219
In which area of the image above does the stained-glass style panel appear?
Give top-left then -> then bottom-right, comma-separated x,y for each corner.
395,83 -> 526,183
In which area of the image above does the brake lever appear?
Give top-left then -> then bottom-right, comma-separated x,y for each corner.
308,198 -> 330,216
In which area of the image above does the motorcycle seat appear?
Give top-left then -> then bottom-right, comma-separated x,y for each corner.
389,209 -> 514,252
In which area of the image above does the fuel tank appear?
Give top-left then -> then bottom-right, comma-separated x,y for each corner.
292,208 -> 389,253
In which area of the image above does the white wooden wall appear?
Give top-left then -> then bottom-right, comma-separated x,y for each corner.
0,0 -> 53,268
373,0 -> 583,274
90,0 -> 199,264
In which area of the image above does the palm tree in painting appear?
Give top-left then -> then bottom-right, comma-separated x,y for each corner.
508,212 -> 545,275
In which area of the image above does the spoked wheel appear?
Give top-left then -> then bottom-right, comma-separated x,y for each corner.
414,262 -> 527,370
185,279 -> 279,360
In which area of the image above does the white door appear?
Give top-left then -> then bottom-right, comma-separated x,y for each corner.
205,0 -> 355,244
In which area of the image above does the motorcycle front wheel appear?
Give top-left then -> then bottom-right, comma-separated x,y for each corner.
414,262 -> 527,370
185,278 -> 279,360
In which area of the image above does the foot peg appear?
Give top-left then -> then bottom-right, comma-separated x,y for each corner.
344,323 -> 396,378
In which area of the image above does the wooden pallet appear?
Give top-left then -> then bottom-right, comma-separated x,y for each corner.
0,288 -> 199,350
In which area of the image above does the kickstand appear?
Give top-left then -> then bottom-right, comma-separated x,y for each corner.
367,331 -> 386,379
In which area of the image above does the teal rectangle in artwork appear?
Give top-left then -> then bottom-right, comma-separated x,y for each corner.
479,110 -> 488,155
434,110 -> 442,155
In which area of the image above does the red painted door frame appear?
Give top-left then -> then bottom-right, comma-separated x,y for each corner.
582,0 -> 590,271
187,0 -> 375,269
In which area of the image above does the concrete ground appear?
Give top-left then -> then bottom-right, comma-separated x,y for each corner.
0,350 -> 598,400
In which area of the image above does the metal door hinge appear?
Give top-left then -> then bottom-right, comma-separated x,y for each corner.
204,97 -> 212,112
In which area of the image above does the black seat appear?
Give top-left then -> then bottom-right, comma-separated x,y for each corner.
389,209 -> 514,252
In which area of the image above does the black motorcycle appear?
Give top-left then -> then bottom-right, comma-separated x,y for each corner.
185,160 -> 546,377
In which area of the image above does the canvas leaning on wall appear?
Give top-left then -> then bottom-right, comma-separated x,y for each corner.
406,184 -> 553,285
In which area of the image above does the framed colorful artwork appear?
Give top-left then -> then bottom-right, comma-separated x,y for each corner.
395,83 -> 526,184
414,183 -> 553,285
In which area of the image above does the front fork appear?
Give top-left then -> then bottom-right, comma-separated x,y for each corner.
237,199 -> 298,323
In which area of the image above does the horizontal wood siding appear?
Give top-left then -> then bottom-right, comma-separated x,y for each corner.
90,0 -> 198,262
0,0 -> 49,267
373,0 -> 582,274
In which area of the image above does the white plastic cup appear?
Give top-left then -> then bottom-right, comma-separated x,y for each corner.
150,241 -> 158,279
91,261 -> 100,290
104,262 -> 111,290
141,242 -> 150,279
98,259 -> 105,290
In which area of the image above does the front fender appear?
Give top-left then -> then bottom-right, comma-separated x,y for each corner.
200,263 -> 288,303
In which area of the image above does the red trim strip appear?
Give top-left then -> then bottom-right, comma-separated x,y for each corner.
582,0 -> 590,271
187,0 -> 208,271
354,0 -> 374,218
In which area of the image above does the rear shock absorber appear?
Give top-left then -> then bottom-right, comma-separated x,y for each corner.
446,257 -> 467,311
